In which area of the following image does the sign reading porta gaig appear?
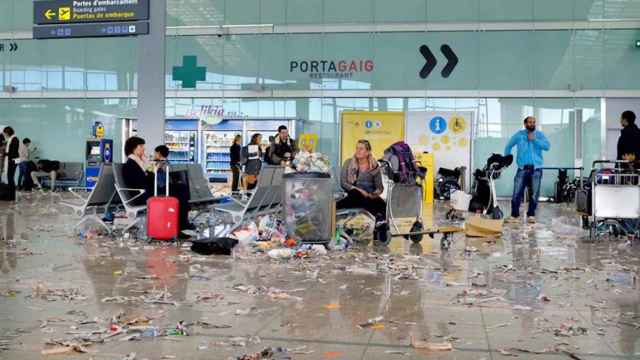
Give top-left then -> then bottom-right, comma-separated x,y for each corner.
290,59 -> 374,79
34,0 -> 149,25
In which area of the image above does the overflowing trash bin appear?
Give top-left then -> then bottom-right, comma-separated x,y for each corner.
283,172 -> 333,245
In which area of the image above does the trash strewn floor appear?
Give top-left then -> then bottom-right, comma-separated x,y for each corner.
1,193 -> 640,359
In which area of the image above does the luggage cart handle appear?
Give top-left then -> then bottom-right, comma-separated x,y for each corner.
540,166 -> 584,171
592,160 -> 630,167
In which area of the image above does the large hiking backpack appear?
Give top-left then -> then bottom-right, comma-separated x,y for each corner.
383,142 -> 422,184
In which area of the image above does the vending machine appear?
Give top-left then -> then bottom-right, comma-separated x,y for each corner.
165,119 -> 199,164
201,120 -> 243,183
85,138 -> 113,189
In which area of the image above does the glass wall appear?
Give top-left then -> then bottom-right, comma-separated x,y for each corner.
0,99 -> 136,163
164,29 -> 639,92
167,96 -> 601,196
165,0 -> 640,26
4,0 -> 640,30
0,0 -> 623,191
474,98 -> 600,196
0,38 -> 137,92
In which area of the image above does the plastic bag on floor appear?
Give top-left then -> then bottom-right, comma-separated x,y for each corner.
551,217 -> 585,237
232,223 -> 259,245
337,211 -> 376,243
191,237 -> 238,256
450,189 -> 472,212
258,215 -> 286,242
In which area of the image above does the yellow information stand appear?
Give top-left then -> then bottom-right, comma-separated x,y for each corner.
415,152 -> 434,206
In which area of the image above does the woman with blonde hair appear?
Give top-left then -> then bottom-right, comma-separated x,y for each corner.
337,139 -> 387,234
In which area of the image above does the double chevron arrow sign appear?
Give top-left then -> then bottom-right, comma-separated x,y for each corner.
419,44 -> 459,79
0,42 -> 18,53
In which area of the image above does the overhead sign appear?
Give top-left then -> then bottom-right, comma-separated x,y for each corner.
406,111 -> 473,189
418,44 -> 459,79
0,42 -> 19,53
34,0 -> 150,25
33,21 -> 149,39
290,59 -> 374,79
340,111 -> 404,163
173,56 -> 207,89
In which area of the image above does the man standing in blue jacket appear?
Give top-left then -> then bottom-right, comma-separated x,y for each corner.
504,116 -> 550,224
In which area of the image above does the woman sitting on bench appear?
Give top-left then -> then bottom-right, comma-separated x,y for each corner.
122,137 -> 194,237
337,139 -> 386,222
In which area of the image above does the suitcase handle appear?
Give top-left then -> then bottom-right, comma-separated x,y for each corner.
154,161 -> 170,197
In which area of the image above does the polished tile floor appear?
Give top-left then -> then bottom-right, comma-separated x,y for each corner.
0,192 -> 639,359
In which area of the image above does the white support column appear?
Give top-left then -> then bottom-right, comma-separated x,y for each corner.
136,0 -> 167,153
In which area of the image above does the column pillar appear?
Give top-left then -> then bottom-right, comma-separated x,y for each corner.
136,0 -> 166,151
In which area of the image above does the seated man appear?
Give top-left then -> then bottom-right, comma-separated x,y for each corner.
153,145 -> 170,193
122,137 -> 193,236
337,139 -> 388,242
153,144 -> 190,195
31,159 -> 61,191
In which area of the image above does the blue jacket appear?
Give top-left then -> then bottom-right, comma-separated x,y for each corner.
504,129 -> 550,169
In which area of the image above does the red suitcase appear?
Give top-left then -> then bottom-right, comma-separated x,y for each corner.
147,164 -> 179,241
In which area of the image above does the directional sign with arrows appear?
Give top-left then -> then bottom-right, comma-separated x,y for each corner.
419,44 -> 459,79
0,42 -> 19,53
44,9 -> 56,20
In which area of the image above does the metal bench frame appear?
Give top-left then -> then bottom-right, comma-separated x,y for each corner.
206,165 -> 284,239
60,164 -> 117,234
112,163 -> 147,232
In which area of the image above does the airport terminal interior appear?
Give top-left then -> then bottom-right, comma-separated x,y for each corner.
1,0 -> 640,359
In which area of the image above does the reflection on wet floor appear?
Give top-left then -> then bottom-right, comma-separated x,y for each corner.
0,194 -> 639,359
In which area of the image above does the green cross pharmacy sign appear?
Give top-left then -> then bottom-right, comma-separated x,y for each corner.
172,55 -> 206,88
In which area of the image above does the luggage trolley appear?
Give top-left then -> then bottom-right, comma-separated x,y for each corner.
588,160 -> 640,241
380,159 -> 463,250
446,153 -> 513,221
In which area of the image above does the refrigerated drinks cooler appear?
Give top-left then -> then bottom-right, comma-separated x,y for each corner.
165,119 -> 199,164
202,120 -> 243,183
201,119 -> 295,182
157,118 -> 298,183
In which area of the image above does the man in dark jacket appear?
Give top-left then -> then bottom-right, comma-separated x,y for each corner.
3,127 -> 19,201
615,111 -> 640,235
267,125 -> 298,166
31,159 -> 61,191
617,110 -> 640,163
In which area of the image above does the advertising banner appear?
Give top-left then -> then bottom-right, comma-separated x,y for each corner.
340,111 -> 404,164
406,111 -> 473,187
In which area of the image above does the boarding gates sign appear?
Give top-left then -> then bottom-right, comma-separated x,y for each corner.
34,0 -> 150,25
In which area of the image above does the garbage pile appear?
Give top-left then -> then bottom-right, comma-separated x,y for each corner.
223,213 -> 353,260
284,182 -> 330,244
39,311 -> 192,356
291,151 -> 331,174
